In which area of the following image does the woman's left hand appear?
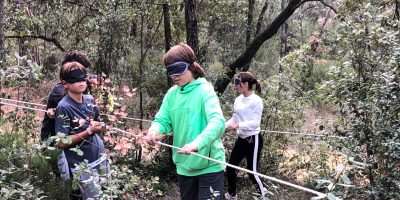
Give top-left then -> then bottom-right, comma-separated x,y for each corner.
178,144 -> 198,155
226,123 -> 239,131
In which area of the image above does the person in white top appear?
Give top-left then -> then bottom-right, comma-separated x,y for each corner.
225,72 -> 265,200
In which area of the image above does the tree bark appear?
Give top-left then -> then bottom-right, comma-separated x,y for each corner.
0,0 -> 4,61
280,0 -> 289,58
136,14 -> 146,165
184,0 -> 201,62
163,4 -> 173,86
163,4 -> 172,52
395,0 -> 399,20
255,0 -> 269,36
246,0 -> 255,47
242,0 -> 256,71
0,0 -> 3,119
215,0 -> 309,95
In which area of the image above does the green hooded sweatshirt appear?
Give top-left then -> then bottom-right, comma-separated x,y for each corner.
149,77 -> 226,176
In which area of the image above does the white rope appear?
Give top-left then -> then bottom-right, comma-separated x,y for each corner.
99,113 -> 152,123
0,101 -> 47,112
0,97 -> 46,107
120,116 -> 152,122
0,100 -> 328,197
0,100 -> 151,123
261,130 -> 347,139
1,99 -> 344,138
112,127 -> 327,198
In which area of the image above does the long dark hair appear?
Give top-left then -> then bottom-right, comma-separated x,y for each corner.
162,43 -> 205,79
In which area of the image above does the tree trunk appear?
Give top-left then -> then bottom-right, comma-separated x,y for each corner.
15,5 -> 28,57
137,14 -> 146,165
0,0 -> 3,119
0,0 -> 4,61
163,4 -> 173,86
214,0 -> 308,95
246,0 -> 255,47
395,0 -> 399,20
255,0 -> 269,36
184,0 -> 201,62
280,0 -> 289,58
242,0 -> 256,71
163,4 -> 172,52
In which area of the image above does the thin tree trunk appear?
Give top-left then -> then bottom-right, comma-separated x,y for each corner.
280,0 -> 289,58
162,4 -> 175,167
137,14 -> 145,165
246,0 -> 255,47
135,12 -> 163,164
0,0 -> 4,61
163,3 -> 173,86
185,0 -> 201,62
163,4 -> 172,52
274,0 -> 287,131
395,0 -> 399,20
255,0 -> 269,36
242,0 -> 256,71
0,0 -> 3,117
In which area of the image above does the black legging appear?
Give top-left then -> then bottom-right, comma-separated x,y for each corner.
226,133 -> 264,196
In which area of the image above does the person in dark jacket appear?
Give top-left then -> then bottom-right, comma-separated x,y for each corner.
40,50 -> 92,142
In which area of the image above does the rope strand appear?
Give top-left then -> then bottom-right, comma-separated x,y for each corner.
0,101 -> 47,112
0,97 -> 47,107
112,127 -> 327,198
1,99 -> 345,138
1,100 -> 328,198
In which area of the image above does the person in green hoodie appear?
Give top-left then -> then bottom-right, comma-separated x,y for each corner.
145,43 -> 226,200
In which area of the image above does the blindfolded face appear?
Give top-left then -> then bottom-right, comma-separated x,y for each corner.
64,69 -> 87,83
234,76 -> 242,85
166,61 -> 189,78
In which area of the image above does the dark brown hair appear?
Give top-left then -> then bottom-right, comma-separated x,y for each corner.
237,72 -> 261,94
162,43 -> 204,79
59,62 -> 86,81
61,50 -> 91,68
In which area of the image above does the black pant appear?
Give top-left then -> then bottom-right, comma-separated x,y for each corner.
226,133 -> 264,196
178,171 -> 224,200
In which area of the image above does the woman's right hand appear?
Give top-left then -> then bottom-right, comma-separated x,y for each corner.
145,130 -> 166,146
226,123 -> 239,131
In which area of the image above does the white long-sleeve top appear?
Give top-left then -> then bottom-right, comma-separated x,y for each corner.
226,93 -> 263,138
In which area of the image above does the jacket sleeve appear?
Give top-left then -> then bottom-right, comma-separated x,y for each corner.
190,89 -> 225,150
238,98 -> 263,130
40,85 -> 65,141
148,92 -> 172,135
